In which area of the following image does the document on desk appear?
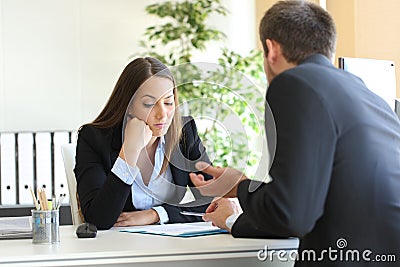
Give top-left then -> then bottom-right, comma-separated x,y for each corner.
0,216 -> 33,239
120,222 -> 228,237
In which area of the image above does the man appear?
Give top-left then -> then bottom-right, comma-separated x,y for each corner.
189,1 -> 400,266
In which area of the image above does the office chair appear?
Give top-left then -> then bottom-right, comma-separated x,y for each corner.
61,143 -> 84,225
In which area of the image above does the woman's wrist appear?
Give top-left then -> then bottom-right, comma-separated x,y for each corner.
150,209 -> 160,224
119,147 -> 140,167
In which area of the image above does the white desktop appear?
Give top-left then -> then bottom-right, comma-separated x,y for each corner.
0,224 -> 299,267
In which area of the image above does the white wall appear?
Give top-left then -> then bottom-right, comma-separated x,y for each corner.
192,0 -> 256,62
0,0 -> 4,131
0,0 -> 256,132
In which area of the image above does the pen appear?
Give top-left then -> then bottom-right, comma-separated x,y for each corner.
56,194 -> 66,210
51,196 -> 56,210
180,211 -> 205,217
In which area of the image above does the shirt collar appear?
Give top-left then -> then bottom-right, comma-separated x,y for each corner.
156,135 -> 166,151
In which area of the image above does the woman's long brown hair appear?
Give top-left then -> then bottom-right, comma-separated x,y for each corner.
90,57 -> 182,175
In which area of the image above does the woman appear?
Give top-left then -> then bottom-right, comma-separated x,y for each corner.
74,57 -> 212,230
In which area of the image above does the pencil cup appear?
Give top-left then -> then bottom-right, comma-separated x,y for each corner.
31,210 -> 60,244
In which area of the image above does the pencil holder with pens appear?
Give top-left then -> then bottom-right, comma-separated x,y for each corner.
31,209 -> 60,244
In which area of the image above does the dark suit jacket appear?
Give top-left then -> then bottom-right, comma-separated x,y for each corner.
74,116 -> 212,230
232,54 -> 400,266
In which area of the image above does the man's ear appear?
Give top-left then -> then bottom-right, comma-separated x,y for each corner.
265,39 -> 280,64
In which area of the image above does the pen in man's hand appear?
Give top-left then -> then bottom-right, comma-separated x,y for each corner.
180,211 -> 205,217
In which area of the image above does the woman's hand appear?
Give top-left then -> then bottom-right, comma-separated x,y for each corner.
114,209 -> 160,227
120,117 -> 153,166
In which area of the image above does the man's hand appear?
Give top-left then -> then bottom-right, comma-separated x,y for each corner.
203,198 -> 242,231
113,209 -> 159,227
189,162 -> 248,198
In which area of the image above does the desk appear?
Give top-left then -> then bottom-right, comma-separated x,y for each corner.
0,225 -> 298,267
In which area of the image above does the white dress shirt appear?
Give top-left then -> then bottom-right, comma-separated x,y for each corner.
111,136 -> 175,224
226,213 -> 241,230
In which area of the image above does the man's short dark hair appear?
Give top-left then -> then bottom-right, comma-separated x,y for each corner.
259,0 -> 336,64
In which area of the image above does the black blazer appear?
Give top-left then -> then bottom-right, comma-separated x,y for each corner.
231,54 -> 400,266
74,116 -> 212,230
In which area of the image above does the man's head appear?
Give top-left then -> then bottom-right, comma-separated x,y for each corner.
259,1 -> 336,82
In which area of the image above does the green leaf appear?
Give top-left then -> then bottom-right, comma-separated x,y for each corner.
134,0 -> 267,171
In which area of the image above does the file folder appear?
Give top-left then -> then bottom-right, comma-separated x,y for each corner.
35,132 -> 52,198
0,133 -> 17,205
17,133 -> 34,204
120,222 -> 228,238
53,132 -> 70,203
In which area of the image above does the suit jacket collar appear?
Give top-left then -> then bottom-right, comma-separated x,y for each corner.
300,53 -> 332,67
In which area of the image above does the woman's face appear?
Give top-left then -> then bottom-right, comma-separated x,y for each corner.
130,76 -> 176,137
